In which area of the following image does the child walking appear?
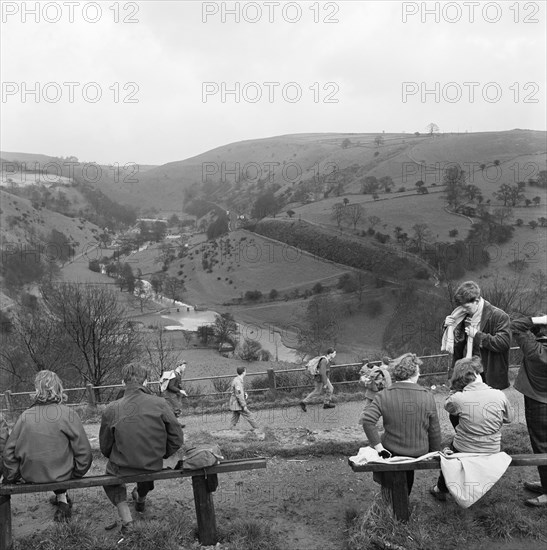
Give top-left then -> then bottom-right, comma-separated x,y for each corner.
229,367 -> 259,430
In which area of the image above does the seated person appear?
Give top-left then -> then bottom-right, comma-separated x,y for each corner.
100,364 -> 184,535
430,357 -> 513,501
360,353 -> 441,495
3,371 -> 92,521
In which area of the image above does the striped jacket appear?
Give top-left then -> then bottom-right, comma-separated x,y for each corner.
360,382 -> 441,457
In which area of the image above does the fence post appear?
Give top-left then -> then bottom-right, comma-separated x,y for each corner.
267,369 -> 276,391
4,391 -> 12,413
86,383 -> 96,408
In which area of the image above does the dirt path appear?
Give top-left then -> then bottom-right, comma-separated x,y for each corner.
82,386 -> 527,448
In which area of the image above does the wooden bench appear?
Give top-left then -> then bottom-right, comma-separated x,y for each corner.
349,453 -> 547,521
0,457 -> 266,550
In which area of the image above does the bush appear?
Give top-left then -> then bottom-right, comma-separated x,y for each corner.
312,282 -> 323,294
269,289 -> 279,300
88,259 -> 101,272
365,299 -> 383,317
212,377 -> 231,394
238,338 -> 263,361
245,290 -> 263,301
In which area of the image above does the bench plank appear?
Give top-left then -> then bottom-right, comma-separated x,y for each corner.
349,453 -> 547,522
349,453 -> 547,473
0,458 -> 266,550
0,458 -> 266,495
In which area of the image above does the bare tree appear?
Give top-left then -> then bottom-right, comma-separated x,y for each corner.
40,282 -> 142,391
163,276 -> 185,304
331,203 -> 345,228
213,312 -> 238,351
346,203 -> 364,230
412,223 -> 432,252
297,294 -> 341,357
368,215 -> 382,229
144,327 -> 183,380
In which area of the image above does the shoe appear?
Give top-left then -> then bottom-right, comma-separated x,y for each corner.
53,502 -> 72,522
524,495 -> 547,507
120,521 -> 134,535
49,494 -> 73,507
300,402 -> 307,412
131,487 -> 145,512
524,481 -> 544,494
323,403 -> 335,409
104,521 -> 118,531
429,486 -> 447,502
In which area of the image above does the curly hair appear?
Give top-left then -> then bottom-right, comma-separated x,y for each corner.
389,353 -> 422,381
32,370 -> 65,404
450,358 -> 479,392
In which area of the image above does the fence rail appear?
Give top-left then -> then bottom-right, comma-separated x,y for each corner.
0,348 -> 524,414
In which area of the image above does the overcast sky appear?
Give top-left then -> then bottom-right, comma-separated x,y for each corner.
1,1 -> 546,165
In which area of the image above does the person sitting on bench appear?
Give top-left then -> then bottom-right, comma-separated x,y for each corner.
99,363 -> 184,535
360,353 -> 441,495
430,357 -> 512,501
2,370 -> 92,522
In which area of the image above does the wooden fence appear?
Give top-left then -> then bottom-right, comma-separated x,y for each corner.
0,348 -> 524,415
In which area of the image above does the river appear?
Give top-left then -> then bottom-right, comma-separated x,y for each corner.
156,297 -> 299,362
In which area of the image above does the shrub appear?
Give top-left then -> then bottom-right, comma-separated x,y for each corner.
365,299 -> 383,317
312,282 -> 323,294
212,377 -> 231,394
245,290 -> 263,301
269,288 -> 279,299
238,338 -> 263,361
88,259 -> 101,273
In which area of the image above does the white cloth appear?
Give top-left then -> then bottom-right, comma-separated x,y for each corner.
441,298 -> 484,356
440,451 -> 512,508
159,370 -> 176,392
349,447 -> 440,466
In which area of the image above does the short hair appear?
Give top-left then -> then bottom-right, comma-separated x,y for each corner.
464,356 -> 484,374
450,359 -> 478,391
390,353 -> 422,381
454,281 -> 481,305
33,370 -> 64,404
236,366 -> 246,375
325,348 -> 336,356
122,364 -> 148,384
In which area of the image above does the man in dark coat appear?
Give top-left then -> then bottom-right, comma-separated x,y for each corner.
443,280 -> 511,390
511,314 -> 547,507
100,364 -> 184,534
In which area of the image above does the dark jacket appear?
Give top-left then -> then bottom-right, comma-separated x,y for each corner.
166,373 -> 183,394
511,315 -> 547,404
0,416 -> 8,458
314,357 -> 330,385
100,383 -> 184,475
3,403 -> 92,483
360,382 -> 441,457
452,300 -> 511,390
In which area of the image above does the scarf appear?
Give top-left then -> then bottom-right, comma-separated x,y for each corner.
441,298 -> 484,356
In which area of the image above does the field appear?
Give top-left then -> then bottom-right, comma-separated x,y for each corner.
292,191 -> 471,240
133,229 -> 353,306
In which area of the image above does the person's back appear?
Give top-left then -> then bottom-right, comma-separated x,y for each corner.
101,384 -> 183,473
446,379 -> 511,453
100,364 -> 184,535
